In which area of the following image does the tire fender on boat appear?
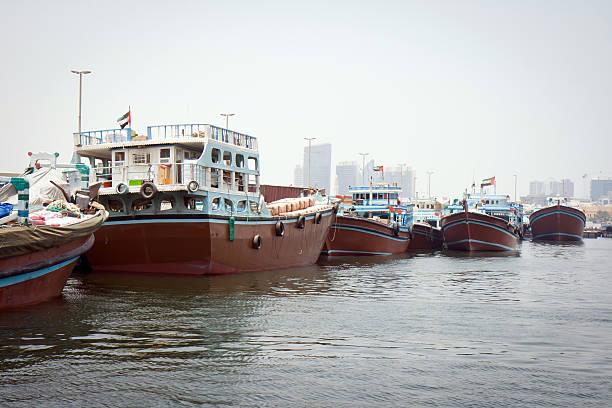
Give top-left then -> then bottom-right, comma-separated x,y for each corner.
187,180 -> 199,193
297,215 -> 306,229
116,183 -> 129,195
252,234 -> 262,249
275,220 -> 285,237
314,212 -> 322,224
140,182 -> 158,199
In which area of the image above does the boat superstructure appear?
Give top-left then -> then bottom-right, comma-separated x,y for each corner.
74,123 -> 335,274
409,198 -> 443,250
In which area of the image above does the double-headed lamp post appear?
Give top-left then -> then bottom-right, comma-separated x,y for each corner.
71,70 -> 92,137
220,113 -> 235,131
304,137 -> 316,189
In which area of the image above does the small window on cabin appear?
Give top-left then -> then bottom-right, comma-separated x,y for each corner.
160,149 -> 171,159
160,198 -> 174,211
211,169 -> 220,188
223,151 -> 232,166
108,199 -> 124,213
223,170 -> 232,187
249,200 -> 259,213
114,152 -> 125,162
132,198 -> 153,211
211,148 -> 221,163
248,157 -> 258,170
212,197 -> 221,211
248,174 -> 257,192
236,154 -> 244,168
184,197 -> 204,211
237,200 -> 247,212
132,153 -> 150,164
235,173 -> 245,191
184,150 -> 199,160
224,199 -> 234,213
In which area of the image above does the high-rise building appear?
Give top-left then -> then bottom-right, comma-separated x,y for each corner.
293,164 -> 303,187
529,181 -> 546,196
560,179 -> 574,197
591,178 -> 612,201
303,143 -> 331,193
379,164 -> 416,199
336,161 -> 359,195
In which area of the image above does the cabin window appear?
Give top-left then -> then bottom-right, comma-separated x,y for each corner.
249,200 -> 259,213
184,150 -> 199,160
160,149 -> 171,159
160,197 -> 174,211
211,169 -> 220,188
237,200 -> 247,212
184,196 -> 204,211
132,198 -> 153,211
108,199 -> 124,213
248,157 -> 258,170
223,151 -> 232,166
114,152 -> 125,163
211,148 -> 221,163
236,154 -> 245,168
223,170 -> 232,187
224,199 -> 234,212
212,197 -> 221,211
132,152 -> 150,164
235,173 -> 245,191
248,174 -> 257,192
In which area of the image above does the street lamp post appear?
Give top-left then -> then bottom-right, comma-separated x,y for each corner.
220,113 -> 235,131
359,152 -> 369,185
71,70 -> 92,137
304,137 -> 316,189
426,171 -> 433,198
513,174 -> 518,202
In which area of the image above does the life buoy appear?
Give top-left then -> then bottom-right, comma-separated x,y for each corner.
297,215 -> 306,229
140,182 -> 158,199
314,212 -> 322,224
116,183 -> 129,195
187,180 -> 199,193
275,220 -> 285,237
252,234 -> 262,249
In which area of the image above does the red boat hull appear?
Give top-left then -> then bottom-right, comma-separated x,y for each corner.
85,210 -> 334,275
409,223 -> 443,251
322,216 -> 411,256
441,211 -> 520,252
0,235 -> 94,310
530,205 -> 586,242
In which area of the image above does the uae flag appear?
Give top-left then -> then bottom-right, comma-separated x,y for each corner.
481,176 -> 495,187
117,110 -> 131,129
373,165 -> 384,172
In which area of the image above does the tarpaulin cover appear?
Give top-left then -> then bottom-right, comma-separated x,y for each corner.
0,210 -> 107,260
0,168 -> 73,210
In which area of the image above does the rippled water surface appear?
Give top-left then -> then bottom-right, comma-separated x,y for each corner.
2,240 -> 612,407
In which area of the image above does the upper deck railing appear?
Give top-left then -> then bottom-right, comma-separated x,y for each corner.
74,124 -> 258,150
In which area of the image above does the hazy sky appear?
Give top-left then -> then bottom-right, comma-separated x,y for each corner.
2,0 -> 611,198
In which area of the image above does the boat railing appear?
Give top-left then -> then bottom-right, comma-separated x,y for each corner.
92,161 -> 207,191
74,128 -> 132,146
75,124 -> 258,150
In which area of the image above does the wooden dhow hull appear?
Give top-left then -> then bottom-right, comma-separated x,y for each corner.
530,205 -> 586,242
409,222 -> 443,251
441,211 -> 520,252
322,216 -> 411,256
0,235 -> 94,310
85,209 -> 335,275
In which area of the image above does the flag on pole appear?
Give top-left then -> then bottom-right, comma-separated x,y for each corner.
373,165 -> 384,172
117,109 -> 131,129
481,176 -> 495,188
